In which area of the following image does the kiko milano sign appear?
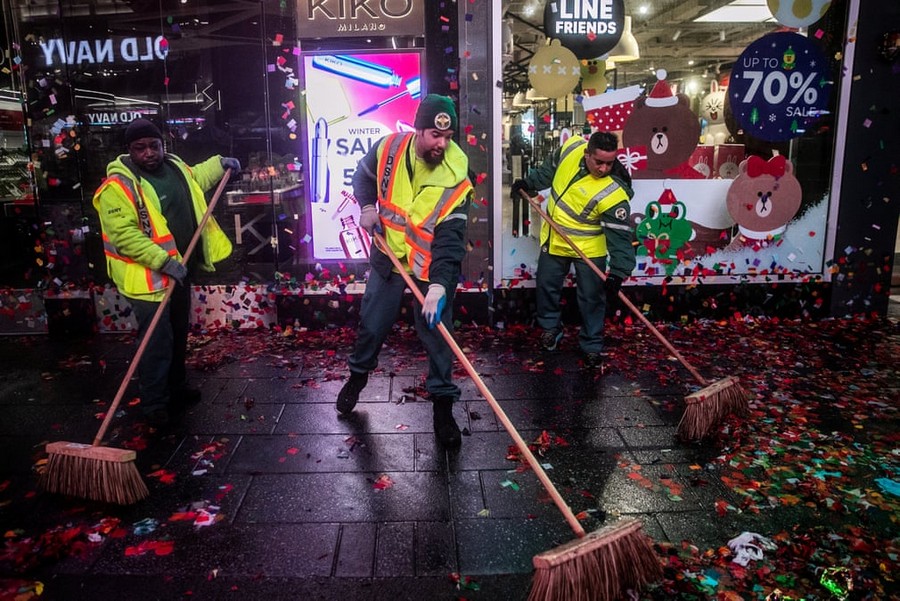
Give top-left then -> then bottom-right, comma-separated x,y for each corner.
297,0 -> 424,38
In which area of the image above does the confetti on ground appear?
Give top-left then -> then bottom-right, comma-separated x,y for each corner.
0,316 -> 895,598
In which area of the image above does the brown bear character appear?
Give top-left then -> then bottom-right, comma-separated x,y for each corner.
622,69 -> 701,179
725,155 -> 803,250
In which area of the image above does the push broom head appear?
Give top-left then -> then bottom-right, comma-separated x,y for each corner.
529,519 -> 662,601
40,441 -> 149,505
677,376 -> 752,442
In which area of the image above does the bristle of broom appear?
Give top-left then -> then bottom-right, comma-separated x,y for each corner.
40,442 -> 149,505
529,519 -> 662,601
677,376 -> 752,442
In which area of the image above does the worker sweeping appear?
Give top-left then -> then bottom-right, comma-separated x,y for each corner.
40,119 -> 236,505
511,131 -> 635,369
93,119 -> 238,428
335,94 -> 474,448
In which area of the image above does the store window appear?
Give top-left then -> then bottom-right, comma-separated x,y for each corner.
1,0 -> 450,295
2,0 -> 304,289
500,0 -> 848,287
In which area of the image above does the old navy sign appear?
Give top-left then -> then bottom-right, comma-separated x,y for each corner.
86,111 -> 156,126
545,0 -> 624,59
39,36 -> 168,67
297,0 -> 424,38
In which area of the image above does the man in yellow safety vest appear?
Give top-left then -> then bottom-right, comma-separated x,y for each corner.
512,131 -> 636,369
93,118 -> 238,427
336,95 -> 473,448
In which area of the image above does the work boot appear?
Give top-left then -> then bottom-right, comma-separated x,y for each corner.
540,328 -> 563,351
170,386 -> 202,414
582,352 -> 603,370
432,397 -> 461,448
336,371 -> 368,414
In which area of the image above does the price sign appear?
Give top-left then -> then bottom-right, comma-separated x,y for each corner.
729,32 -> 832,142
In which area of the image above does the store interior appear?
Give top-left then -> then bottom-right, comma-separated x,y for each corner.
496,0 -> 838,282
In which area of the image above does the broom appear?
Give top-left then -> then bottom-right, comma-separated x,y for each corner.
522,190 -> 751,442
372,232 -> 661,600
40,168 -> 233,505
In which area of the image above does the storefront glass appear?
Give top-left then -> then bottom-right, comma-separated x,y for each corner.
3,0 -> 306,289
499,1 -> 849,288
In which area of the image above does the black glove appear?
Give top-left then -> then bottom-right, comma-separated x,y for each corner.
161,257 -> 188,286
605,273 -> 623,302
511,178 -> 530,200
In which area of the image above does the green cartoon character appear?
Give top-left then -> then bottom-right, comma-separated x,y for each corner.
782,46 -> 796,70
635,191 -> 695,275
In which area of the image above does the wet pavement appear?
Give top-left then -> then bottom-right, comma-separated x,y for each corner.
1,316 -> 898,600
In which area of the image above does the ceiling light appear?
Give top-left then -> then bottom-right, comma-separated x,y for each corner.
607,16 -> 640,63
526,88 -> 548,102
638,5 -> 649,15
672,30 -> 681,41
522,0 -> 538,18
694,0 -> 777,23
513,91 -> 530,107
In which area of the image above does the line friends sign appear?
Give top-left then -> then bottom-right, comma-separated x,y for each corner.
544,0 -> 624,59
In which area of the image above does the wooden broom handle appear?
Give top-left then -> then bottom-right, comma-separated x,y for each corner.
522,190 -> 709,387
373,233 -> 586,538
92,169 -> 233,445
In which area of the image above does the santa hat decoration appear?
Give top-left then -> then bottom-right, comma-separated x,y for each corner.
656,188 -> 678,215
645,69 -> 677,108
580,85 -> 642,132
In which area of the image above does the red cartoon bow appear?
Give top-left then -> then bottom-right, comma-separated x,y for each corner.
746,155 -> 787,178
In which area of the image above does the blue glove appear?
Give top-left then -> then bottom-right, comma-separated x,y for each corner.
161,257 -> 188,286
220,157 -> 241,172
422,283 -> 446,329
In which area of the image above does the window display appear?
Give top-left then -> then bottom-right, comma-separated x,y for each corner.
500,1 -> 846,287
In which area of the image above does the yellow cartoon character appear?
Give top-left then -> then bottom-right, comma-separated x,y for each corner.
580,59 -> 607,96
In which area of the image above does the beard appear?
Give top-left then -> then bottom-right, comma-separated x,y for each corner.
422,149 -> 444,165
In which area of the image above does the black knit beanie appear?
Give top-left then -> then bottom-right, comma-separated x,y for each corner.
414,94 -> 458,132
124,119 -> 163,145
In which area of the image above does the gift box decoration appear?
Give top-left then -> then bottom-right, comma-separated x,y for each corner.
616,145 -> 648,176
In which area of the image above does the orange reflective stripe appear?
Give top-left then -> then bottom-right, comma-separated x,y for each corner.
382,220 -> 405,233
377,134 -> 412,226
156,233 -> 178,256
105,175 -> 137,204
405,181 -> 471,280
377,134 -> 403,202
104,175 -> 158,237
437,183 -> 471,219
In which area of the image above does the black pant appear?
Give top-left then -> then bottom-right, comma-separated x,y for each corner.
129,281 -> 191,414
511,192 -> 530,237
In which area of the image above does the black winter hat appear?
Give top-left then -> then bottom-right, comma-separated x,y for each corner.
124,118 -> 163,145
414,94 -> 458,132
